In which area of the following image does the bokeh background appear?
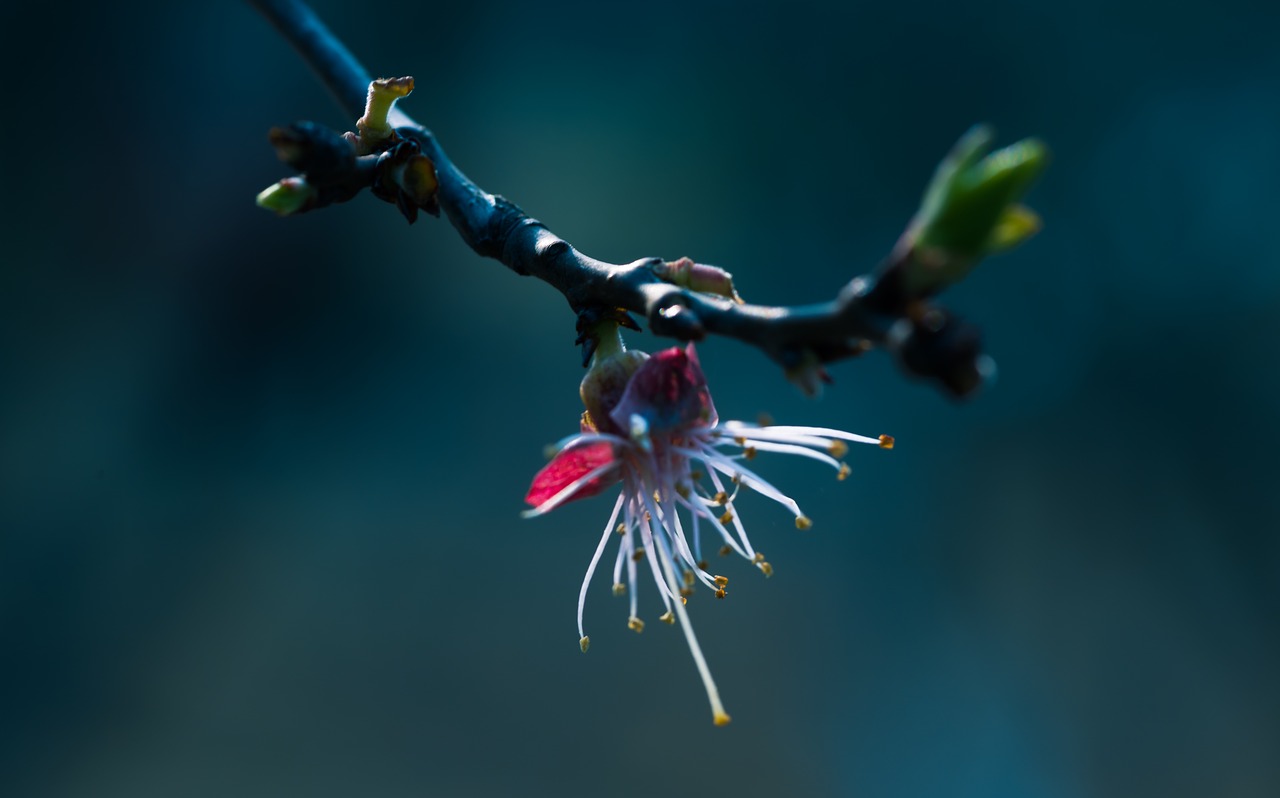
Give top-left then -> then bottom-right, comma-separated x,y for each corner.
2,1 -> 1277,796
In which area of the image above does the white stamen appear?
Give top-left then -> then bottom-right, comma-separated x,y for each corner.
577,492 -> 626,640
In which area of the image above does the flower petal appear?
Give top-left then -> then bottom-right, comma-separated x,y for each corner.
609,344 -> 718,433
525,440 -> 621,508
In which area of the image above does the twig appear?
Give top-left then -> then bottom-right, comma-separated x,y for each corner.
247,0 -> 1045,397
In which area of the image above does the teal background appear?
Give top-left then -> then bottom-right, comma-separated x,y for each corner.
2,1 -> 1277,796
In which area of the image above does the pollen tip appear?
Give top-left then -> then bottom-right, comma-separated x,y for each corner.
579,636 -> 590,653
757,412 -> 774,427
879,434 -> 895,450
680,596 -> 688,605
759,561 -> 774,578
837,463 -> 851,481
659,610 -> 675,625
697,560 -> 710,571
691,470 -> 704,481
743,447 -> 757,460
713,575 -> 729,588
719,545 -> 733,557
795,515 -> 813,530
632,547 -> 646,562
715,587 -> 727,599
713,491 -> 728,506
627,616 -> 645,633
719,511 -> 734,524
612,582 -> 626,596
752,552 -> 766,563
713,711 -> 732,726
829,440 -> 849,458
679,586 -> 695,598
615,522 -> 627,535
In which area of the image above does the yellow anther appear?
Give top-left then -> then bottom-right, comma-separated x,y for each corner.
795,516 -> 813,530
713,491 -> 728,505
697,560 -> 709,571
632,547 -> 645,562
713,575 -> 729,588
627,617 -> 645,633
744,447 -> 757,460
753,552 -> 766,563
759,562 -> 774,578
715,588 -> 728,599
680,596 -> 687,605
579,636 -> 590,653
734,436 -> 746,445
732,474 -> 742,484
828,440 -> 849,458
713,712 -> 733,726
837,463 -> 851,481
719,545 -> 733,557
719,511 -> 734,525
612,582 -> 626,596
691,470 -> 704,481
616,523 -> 627,535
653,490 -> 662,502
675,484 -> 691,499
659,610 -> 675,625
879,434 -> 895,450
757,412 -> 774,427
679,587 -> 695,598
683,571 -> 696,587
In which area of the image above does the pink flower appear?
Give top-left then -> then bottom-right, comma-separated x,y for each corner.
524,343 -> 892,725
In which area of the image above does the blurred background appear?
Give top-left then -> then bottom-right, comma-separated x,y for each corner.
2,0 -> 1277,796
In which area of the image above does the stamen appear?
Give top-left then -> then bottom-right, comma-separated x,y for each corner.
879,434 -> 895,449
697,560 -> 709,570
683,571 -> 696,587
660,610 -> 675,624
753,552 -> 766,563
758,562 -> 774,577
795,516 -> 812,530
713,491 -> 728,505
628,617 -> 645,633
580,636 -> 590,652
652,533 -> 730,726
632,547 -> 646,562
715,587 -> 727,599
612,583 -> 626,596
719,545 -> 733,556
743,447 -> 757,460
719,511 -> 733,525
576,492 -> 626,641
690,470 -> 704,481
713,575 -> 729,587
838,463 -> 851,481
828,440 -> 849,458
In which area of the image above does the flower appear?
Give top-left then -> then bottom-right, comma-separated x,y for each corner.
524,341 -> 893,725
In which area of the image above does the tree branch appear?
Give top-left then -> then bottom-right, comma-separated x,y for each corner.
248,0 -> 1046,397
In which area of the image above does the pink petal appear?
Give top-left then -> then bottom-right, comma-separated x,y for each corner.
609,343 -> 718,433
525,440 -> 620,508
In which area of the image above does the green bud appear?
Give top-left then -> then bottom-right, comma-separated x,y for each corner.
904,126 -> 1048,294
255,177 -> 317,216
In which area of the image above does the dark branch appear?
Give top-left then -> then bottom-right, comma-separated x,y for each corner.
248,0 -> 1043,397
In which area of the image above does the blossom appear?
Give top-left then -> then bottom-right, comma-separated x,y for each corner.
524,342 -> 893,725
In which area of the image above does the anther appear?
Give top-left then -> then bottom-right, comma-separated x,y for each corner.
616,523 -> 627,535
579,636 -> 590,653
837,463 -> 851,481
713,575 -> 729,588
753,552 -> 766,563
757,412 -> 774,427
713,491 -> 729,505
697,560 -> 709,571
759,562 -> 774,578
612,582 -> 626,596
683,571 -> 696,587
679,587 -> 695,598
734,436 -> 746,445
744,447 -> 757,460
828,440 -> 849,458
627,616 -> 645,633
719,545 -> 733,557
659,611 -> 675,625
795,516 -> 813,530
715,588 -> 728,599
690,470 -> 704,481
879,434 -> 895,450
632,547 -> 646,562
719,511 -> 734,524
714,712 -> 732,726
675,484 -> 691,500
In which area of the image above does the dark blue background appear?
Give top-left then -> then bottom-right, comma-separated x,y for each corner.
2,1 -> 1277,796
